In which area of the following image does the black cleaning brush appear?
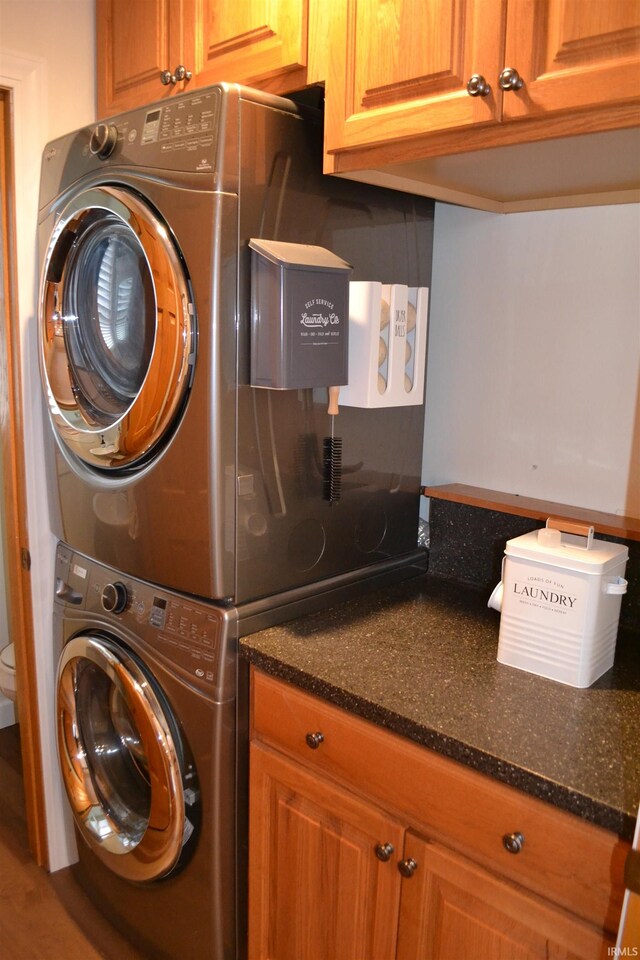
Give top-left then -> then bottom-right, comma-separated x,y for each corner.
323,435 -> 342,503
323,386 -> 342,503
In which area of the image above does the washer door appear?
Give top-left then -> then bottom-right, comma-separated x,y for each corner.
40,185 -> 195,470
56,633 -> 199,881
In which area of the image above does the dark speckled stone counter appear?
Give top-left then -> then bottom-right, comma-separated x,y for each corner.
240,573 -> 640,841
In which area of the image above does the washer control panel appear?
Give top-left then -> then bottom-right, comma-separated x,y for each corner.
55,544 -> 234,699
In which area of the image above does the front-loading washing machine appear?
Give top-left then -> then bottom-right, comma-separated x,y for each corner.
54,542 -> 241,959
38,83 -> 434,606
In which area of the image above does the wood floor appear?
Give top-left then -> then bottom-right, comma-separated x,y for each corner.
0,723 -> 146,960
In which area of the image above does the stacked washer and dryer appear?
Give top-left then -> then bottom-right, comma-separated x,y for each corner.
37,84 -> 434,959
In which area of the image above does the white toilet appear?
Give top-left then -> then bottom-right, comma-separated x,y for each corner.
0,643 -> 16,701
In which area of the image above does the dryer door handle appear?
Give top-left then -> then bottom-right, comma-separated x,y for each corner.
55,578 -> 83,605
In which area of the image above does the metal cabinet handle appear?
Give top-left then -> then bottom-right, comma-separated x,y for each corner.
466,74 -> 491,98
503,831 -> 525,854
305,731 -> 324,750
375,842 -> 394,862
160,65 -> 193,86
499,67 -> 524,91
398,857 -> 418,877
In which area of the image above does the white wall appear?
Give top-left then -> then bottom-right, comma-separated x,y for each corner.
423,202 -> 640,520
1,0 -> 96,140
0,0 -> 95,870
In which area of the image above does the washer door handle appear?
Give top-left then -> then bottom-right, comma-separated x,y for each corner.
55,578 -> 83,604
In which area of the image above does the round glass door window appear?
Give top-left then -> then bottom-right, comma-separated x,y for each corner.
56,633 -> 200,881
40,186 -> 195,470
63,214 -> 155,426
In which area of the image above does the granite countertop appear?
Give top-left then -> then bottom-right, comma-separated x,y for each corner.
240,573 -> 640,841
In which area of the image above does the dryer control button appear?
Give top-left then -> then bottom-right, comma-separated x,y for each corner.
89,123 -> 118,159
101,581 -> 128,614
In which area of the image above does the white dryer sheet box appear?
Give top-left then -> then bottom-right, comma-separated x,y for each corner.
340,281 -> 429,408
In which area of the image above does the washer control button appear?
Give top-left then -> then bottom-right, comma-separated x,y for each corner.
101,581 -> 128,614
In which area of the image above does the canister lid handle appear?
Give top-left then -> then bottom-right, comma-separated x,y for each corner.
546,517 -> 595,550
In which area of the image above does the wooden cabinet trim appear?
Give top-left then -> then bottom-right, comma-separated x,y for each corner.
423,482 -> 640,542
325,100 -> 640,172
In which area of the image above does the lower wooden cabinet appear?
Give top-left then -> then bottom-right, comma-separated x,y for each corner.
396,834 -> 610,960
250,742 -> 403,960
249,670 -> 624,959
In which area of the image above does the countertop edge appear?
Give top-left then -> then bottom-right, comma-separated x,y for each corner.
241,645 -> 635,841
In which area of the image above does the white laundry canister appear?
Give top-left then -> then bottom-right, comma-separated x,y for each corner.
494,518 -> 628,688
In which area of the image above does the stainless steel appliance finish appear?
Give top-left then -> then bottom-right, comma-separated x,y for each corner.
54,542 -> 239,959
38,83 -> 434,605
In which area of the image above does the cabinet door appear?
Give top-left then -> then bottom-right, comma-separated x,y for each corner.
396,833 -> 614,960
189,0 -> 307,93
325,0 -> 506,159
249,742 -> 403,960
502,0 -> 640,120
97,0 -> 186,118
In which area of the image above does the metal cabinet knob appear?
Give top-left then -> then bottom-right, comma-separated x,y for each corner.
305,731 -> 324,750
398,857 -> 418,878
160,65 -> 193,86
375,842 -> 394,862
499,67 -> 524,91
466,74 -> 491,98
503,831 -> 525,854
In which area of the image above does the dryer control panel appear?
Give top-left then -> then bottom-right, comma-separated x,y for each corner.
55,543 -> 236,702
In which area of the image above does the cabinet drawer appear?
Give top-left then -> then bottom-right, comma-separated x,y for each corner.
251,669 -> 628,933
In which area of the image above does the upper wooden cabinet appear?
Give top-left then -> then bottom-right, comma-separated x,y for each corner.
324,0 -> 506,148
502,0 -> 640,120
191,0 -> 306,90
97,0 -> 320,118
323,0 -> 640,210
97,0 -> 186,118
325,0 -> 640,154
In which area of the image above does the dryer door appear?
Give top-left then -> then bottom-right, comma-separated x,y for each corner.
56,633 -> 199,881
40,185 -> 195,470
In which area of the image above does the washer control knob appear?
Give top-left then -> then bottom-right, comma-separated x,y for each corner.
89,123 -> 118,159
102,581 -> 128,614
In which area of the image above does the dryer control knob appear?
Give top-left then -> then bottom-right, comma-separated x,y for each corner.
89,123 -> 118,160
102,581 -> 128,614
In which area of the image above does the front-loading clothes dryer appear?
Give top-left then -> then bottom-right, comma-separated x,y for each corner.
38,83 -> 434,605
53,543 -> 240,960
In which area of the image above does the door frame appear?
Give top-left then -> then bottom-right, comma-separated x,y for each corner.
1,85 -> 48,865
0,69 -> 48,867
